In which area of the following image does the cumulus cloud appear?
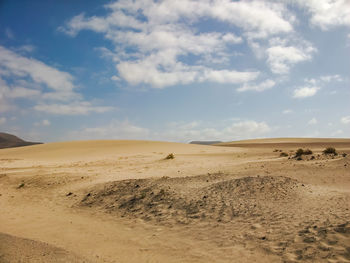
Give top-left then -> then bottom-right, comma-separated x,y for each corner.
0,46 -> 76,94
266,40 -> 316,74
237,79 -> 275,92
59,0 -> 297,88
0,46 -> 113,115
293,86 -> 320,98
294,0 -> 350,30
341,116 -> 350,124
320,74 -> 343,82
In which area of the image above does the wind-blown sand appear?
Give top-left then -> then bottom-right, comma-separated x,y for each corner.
0,139 -> 349,262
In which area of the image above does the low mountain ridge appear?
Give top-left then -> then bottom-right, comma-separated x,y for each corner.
0,132 -> 42,149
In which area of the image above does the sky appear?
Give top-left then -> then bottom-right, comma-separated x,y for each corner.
0,0 -> 349,143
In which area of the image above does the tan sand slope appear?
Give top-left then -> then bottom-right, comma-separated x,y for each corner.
0,139 -> 239,162
0,139 -> 349,262
0,233 -> 88,263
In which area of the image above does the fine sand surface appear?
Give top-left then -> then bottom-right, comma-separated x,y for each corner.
0,139 -> 349,262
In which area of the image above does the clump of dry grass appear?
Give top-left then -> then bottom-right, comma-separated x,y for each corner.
323,147 -> 337,155
280,152 -> 288,157
295,148 -> 313,158
165,153 -> 175,160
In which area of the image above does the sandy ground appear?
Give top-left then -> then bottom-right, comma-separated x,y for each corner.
0,139 -> 349,262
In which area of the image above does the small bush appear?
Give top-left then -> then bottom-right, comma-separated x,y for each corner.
295,148 -> 304,157
165,153 -> 175,160
323,147 -> 337,155
17,183 -> 25,189
294,148 -> 313,158
280,152 -> 288,157
342,153 -> 347,157
304,149 -> 313,155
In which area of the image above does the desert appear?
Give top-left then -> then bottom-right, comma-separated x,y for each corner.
0,138 -> 349,262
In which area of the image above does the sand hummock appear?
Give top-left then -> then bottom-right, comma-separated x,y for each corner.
0,139 -> 349,262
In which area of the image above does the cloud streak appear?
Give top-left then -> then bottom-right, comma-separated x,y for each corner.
0,46 -> 113,115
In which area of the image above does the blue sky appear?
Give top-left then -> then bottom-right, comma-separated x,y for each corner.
0,0 -> 349,142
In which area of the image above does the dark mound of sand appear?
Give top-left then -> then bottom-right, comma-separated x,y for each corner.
79,175 -> 304,224
0,132 -> 42,149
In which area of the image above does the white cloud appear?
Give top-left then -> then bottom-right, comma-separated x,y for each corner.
308,118 -> 318,125
293,86 -> 320,98
0,117 -> 6,125
266,43 -> 316,74
0,46 -> 112,115
237,79 -> 275,92
7,87 -> 41,99
117,59 -> 259,88
111,75 -> 120,81
341,116 -> 350,124
283,109 -> 293,114
15,45 -> 36,53
60,0 -> 295,88
320,74 -> 343,82
34,119 -> 51,127
305,74 -> 343,85
34,102 -> 113,115
294,0 -> 350,30
201,69 -> 259,84
0,46 -> 76,94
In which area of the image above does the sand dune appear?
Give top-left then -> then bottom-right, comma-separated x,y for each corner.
0,140 -> 238,162
0,139 -> 349,262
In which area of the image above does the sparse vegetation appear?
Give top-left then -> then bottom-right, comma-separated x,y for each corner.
342,153 -> 347,157
17,182 -> 25,189
323,147 -> 337,155
280,152 -> 288,157
294,148 -> 313,158
304,149 -> 313,155
165,153 -> 175,160
295,148 -> 305,157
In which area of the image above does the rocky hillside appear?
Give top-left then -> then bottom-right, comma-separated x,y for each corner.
0,132 -> 42,149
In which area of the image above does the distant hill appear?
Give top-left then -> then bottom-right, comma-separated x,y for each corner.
0,132 -> 42,149
215,138 -> 350,148
189,141 -> 222,145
